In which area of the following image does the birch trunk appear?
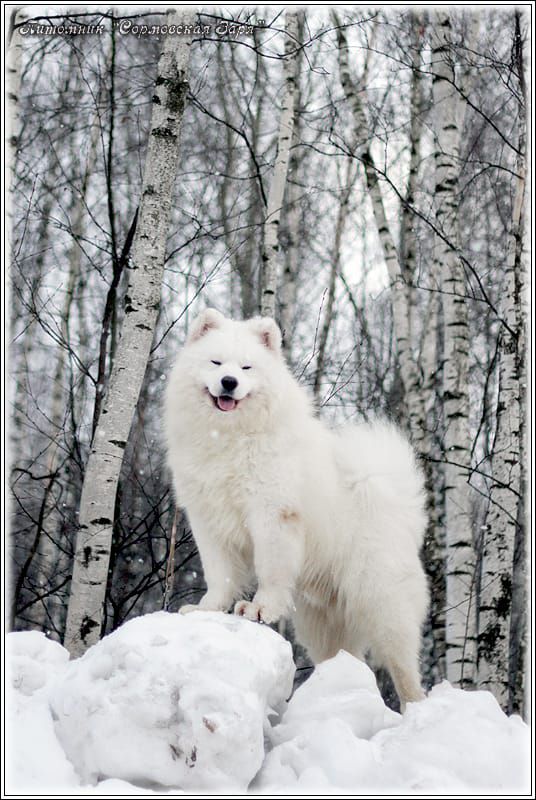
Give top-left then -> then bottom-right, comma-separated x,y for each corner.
7,9 -> 25,198
511,85 -> 528,716
478,32 -> 526,704
419,288 -> 447,681
64,13 -> 194,657
432,13 -> 477,687
216,46 -> 241,318
400,17 -> 427,442
239,28 -> 269,318
404,17 -> 447,681
279,140 -> 300,354
7,8 -> 26,346
260,11 -> 299,319
280,12 -> 304,355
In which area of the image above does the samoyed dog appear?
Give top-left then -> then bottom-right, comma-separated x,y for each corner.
165,309 -> 428,707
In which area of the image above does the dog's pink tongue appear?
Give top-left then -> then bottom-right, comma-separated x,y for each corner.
217,396 -> 237,412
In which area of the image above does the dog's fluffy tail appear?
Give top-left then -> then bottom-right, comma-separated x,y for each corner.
335,418 -> 427,547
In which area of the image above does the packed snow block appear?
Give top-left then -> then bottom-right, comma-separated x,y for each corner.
49,610 -> 295,791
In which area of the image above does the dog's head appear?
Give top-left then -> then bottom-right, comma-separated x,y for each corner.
171,309 -> 284,425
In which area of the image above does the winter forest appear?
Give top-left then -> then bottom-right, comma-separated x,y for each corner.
7,3 -> 530,793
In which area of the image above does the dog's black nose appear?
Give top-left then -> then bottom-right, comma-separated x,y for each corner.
221,375 -> 238,393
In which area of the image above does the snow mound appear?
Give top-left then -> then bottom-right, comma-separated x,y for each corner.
256,651 -> 530,793
6,632 -> 79,791
6,622 -> 529,794
269,650 -> 400,746
7,630 -> 69,696
49,611 -> 294,791
8,690 -> 80,791
373,680 -> 530,792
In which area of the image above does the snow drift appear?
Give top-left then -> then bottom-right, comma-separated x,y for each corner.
256,651 -> 529,793
6,631 -> 80,790
6,612 -> 530,794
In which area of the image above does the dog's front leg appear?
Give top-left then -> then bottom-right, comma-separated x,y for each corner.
179,509 -> 246,614
234,506 -> 304,624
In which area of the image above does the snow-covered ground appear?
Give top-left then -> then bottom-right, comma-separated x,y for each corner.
6,612 -> 530,795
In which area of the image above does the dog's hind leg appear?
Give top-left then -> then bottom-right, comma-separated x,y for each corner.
387,657 -> 425,712
375,627 -> 425,711
293,598 -> 348,663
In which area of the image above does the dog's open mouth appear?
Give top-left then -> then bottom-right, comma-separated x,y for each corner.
208,392 -> 239,412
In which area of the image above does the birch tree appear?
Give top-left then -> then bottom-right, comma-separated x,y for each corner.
279,134 -> 300,353
432,13 -> 477,687
64,12 -> 194,657
6,9 -> 25,198
478,15 -> 527,705
260,11 -> 299,319
7,8 -> 26,342
401,19 -> 446,680
399,16 -> 428,443
279,38 -> 303,353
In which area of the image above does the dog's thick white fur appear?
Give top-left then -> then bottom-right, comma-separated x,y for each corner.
165,309 -> 429,707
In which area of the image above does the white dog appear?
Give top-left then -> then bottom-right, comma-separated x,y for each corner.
165,309 -> 428,708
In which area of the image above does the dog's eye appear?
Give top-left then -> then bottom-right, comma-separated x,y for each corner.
241,365 -> 252,370
211,360 -> 222,366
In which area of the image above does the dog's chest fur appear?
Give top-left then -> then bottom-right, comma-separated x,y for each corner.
176,424 -> 288,527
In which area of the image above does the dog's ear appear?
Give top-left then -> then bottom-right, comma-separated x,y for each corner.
250,317 -> 282,353
187,308 -> 225,343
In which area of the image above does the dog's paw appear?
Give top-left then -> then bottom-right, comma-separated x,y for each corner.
233,599 -> 281,624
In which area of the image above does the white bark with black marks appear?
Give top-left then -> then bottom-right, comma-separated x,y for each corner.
432,13 -> 477,687
7,9 -> 25,195
400,16 -> 427,441
7,7 -> 26,272
404,16 -> 446,682
260,11 -> 300,319
478,124 -> 526,705
280,13 -> 305,355
63,12 -> 194,657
